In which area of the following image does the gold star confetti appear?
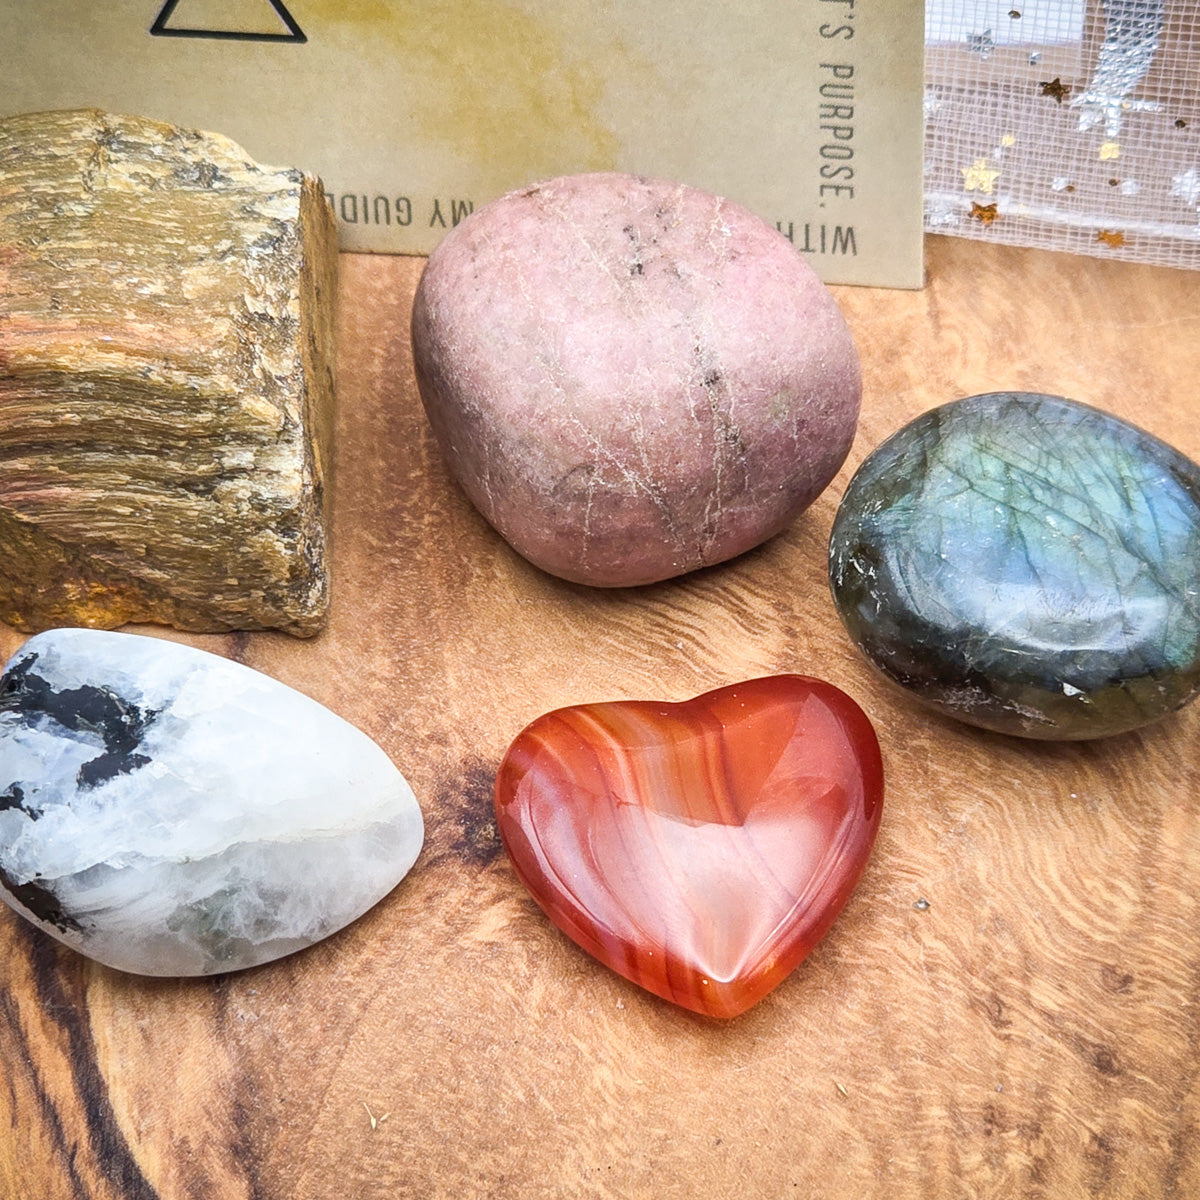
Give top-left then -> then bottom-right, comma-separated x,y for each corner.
1039,77 -> 1070,103
1001,133 -> 1016,147
961,158 -> 1000,194
1096,230 -> 1126,247
1099,141 -> 1121,160
970,202 -> 999,224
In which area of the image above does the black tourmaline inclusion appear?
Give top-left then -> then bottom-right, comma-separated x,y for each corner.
0,652 -> 159,788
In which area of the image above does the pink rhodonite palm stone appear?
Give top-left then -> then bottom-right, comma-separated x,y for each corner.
411,173 -> 861,587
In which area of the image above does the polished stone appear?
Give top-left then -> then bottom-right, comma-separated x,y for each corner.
829,392 -> 1200,739
412,172 -> 861,587
0,629 -> 424,975
495,676 -> 883,1018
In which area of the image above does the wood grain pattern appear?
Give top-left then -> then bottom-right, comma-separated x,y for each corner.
3,235 -> 1200,1198
0,109 -> 336,636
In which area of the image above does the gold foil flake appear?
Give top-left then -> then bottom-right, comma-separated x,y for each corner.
1099,141 -> 1122,160
962,159 -> 1000,194
1039,77 -> 1070,103
970,202 -> 1000,224
1096,229 -> 1127,247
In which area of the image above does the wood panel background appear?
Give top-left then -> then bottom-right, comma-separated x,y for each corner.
2,235 -> 1199,1199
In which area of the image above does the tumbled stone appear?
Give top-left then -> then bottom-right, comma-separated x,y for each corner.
0,629 -> 423,975
828,392 -> 1200,739
412,172 -> 861,587
495,675 -> 883,1018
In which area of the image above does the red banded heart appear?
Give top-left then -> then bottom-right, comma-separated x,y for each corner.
495,675 -> 883,1018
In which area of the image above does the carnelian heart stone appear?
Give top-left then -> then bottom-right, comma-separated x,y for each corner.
494,676 -> 884,1018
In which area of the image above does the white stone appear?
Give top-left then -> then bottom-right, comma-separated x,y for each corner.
0,629 -> 424,976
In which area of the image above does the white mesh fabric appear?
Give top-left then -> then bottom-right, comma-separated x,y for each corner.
924,0 -> 1200,269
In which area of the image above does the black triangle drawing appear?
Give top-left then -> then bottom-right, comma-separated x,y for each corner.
150,0 -> 307,43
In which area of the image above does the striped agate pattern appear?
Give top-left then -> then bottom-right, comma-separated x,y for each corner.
495,676 -> 883,1018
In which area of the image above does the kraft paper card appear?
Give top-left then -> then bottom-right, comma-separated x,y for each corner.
3,0 -> 925,286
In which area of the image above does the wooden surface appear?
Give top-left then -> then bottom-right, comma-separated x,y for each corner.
3,235 -> 1200,1199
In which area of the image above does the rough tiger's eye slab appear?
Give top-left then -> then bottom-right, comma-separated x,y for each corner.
494,676 -> 883,1018
0,629 -> 424,976
412,172 -> 861,587
0,109 -> 337,636
829,392 -> 1200,739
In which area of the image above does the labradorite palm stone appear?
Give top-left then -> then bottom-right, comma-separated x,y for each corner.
829,392 -> 1200,739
